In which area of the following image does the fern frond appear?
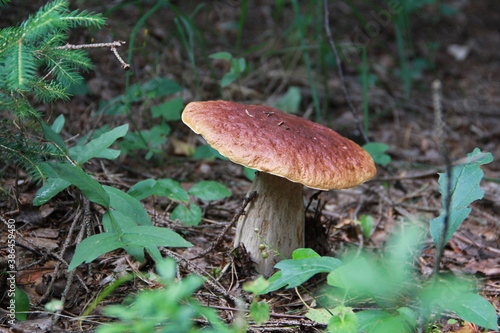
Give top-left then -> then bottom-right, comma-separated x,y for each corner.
5,42 -> 38,90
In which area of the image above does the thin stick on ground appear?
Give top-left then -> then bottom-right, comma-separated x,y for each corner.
52,198 -> 91,325
190,191 -> 257,260
163,248 -> 241,306
38,206 -> 83,304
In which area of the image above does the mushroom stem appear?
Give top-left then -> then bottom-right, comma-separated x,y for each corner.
234,172 -> 305,276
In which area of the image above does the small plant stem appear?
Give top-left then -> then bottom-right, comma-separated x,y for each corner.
431,79 -> 452,277
323,0 -> 369,143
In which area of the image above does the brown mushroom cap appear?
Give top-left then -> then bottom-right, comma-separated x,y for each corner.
182,100 -> 376,190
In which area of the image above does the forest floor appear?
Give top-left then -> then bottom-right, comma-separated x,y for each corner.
1,1 -> 499,332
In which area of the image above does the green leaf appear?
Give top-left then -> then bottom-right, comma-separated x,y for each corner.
188,181 -> 231,201
249,301 -> 270,325
51,114 -> 65,133
243,276 -> 270,296
362,142 -> 391,166
220,57 -> 245,87
420,277 -> 498,331
232,57 -> 246,73
128,179 -> 158,200
171,204 -> 203,226
274,86 -> 301,114
193,144 -> 228,160
124,245 -> 145,263
103,186 -> 152,226
430,149 -> 493,246
356,309 -> 415,333
326,256 -> 394,299
309,306 -> 363,330
244,167 -> 256,181
209,51 -> 233,60
141,77 -> 183,97
357,214 -> 374,239
328,312 -> 358,333
151,97 -> 184,121
122,226 -> 193,248
445,293 -> 498,330
102,210 -> 136,234
68,232 -> 123,271
73,124 -> 128,164
155,178 -> 189,202
69,226 -> 191,271
101,210 -> 148,262
95,148 -> 121,160
41,120 -> 67,152
291,248 -> 320,259
155,258 -> 177,281
15,286 -> 30,321
306,308 -> 334,324
44,300 -> 63,312
221,71 -> 240,87
267,256 -> 342,292
33,177 -> 70,206
42,163 -> 110,207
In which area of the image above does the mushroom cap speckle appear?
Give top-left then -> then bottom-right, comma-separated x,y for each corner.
182,100 -> 376,190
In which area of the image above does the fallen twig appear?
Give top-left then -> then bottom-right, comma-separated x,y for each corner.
163,248 -> 242,306
52,198 -> 91,325
56,41 -> 130,70
190,191 -> 257,260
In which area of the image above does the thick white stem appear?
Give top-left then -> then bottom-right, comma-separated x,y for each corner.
234,172 -> 305,276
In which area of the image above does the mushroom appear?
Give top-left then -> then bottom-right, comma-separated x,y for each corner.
182,100 -> 376,276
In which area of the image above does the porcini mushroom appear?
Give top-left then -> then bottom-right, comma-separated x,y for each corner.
182,100 -> 376,276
